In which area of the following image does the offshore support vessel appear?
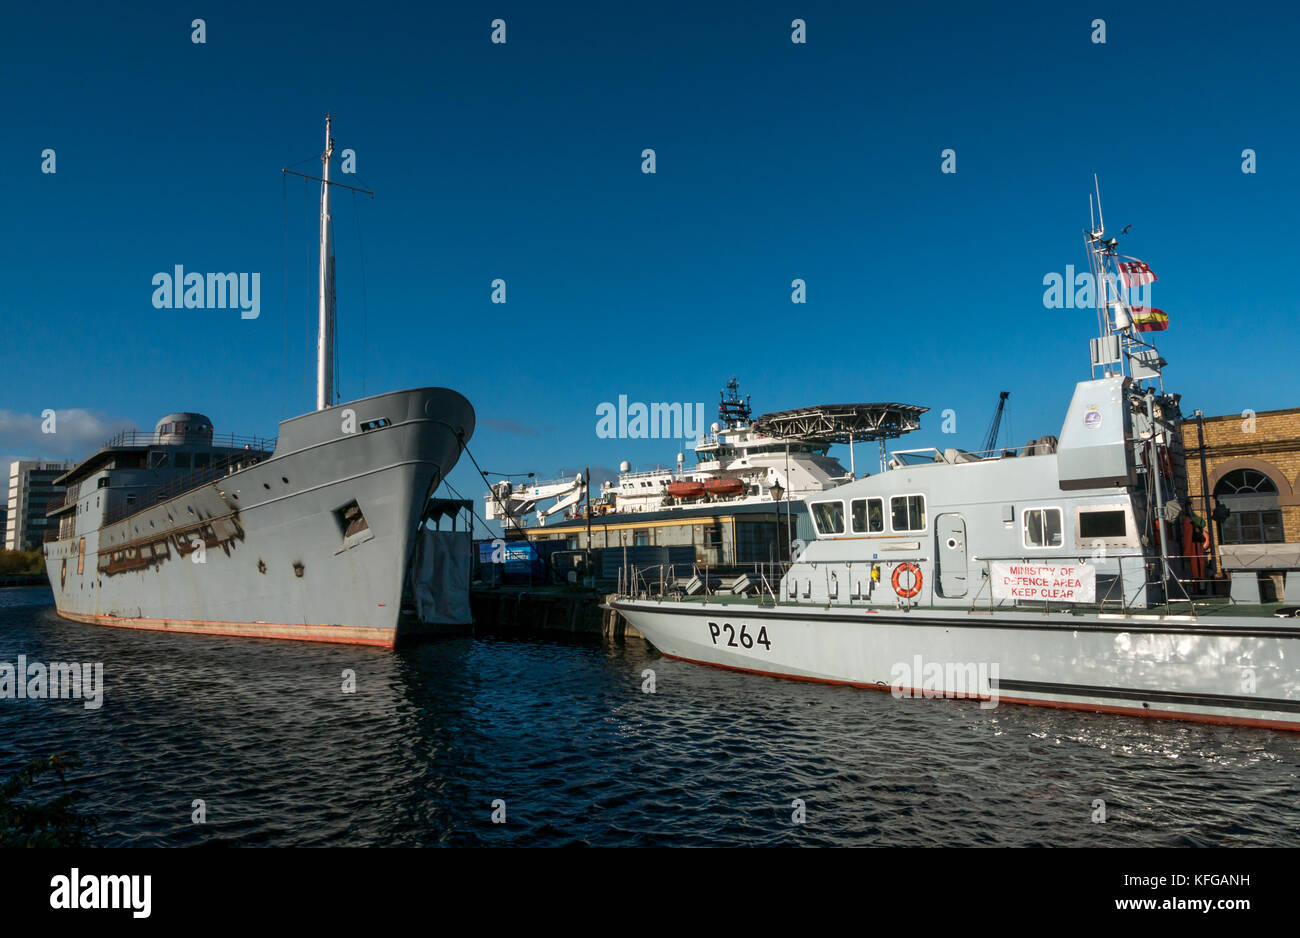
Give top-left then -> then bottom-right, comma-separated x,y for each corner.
42,118 -> 475,647
485,378 -> 926,530
609,192 -> 1300,730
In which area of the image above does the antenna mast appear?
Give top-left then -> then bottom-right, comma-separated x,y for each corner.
316,115 -> 337,411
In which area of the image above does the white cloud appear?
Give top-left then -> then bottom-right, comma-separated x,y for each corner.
0,409 -> 138,464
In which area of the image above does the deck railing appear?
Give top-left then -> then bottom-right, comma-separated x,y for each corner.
102,429 -> 276,452
617,560 -> 793,603
101,449 -> 272,526
614,552 -> 1240,621
964,552 -> 1224,618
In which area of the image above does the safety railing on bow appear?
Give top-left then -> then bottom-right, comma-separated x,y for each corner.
616,560 -> 793,604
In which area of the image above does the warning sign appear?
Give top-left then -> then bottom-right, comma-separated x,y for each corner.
991,562 -> 1096,603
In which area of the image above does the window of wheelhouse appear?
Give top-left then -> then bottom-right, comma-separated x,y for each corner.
1078,509 -> 1126,540
1215,469 -> 1284,544
890,495 -> 926,532
851,497 -> 884,533
1023,507 -> 1063,548
1073,504 -> 1136,549
811,500 -> 845,535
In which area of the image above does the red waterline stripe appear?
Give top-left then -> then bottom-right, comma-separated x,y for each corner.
660,652 -> 1300,732
55,610 -> 394,648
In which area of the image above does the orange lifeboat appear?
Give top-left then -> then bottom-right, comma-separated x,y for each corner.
702,477 -> 746,496
667,481 -> 706,498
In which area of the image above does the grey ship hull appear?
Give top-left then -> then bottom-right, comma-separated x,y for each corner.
44,388 -> 474,647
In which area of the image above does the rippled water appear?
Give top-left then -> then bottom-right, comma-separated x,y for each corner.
2,586 -> 1298,846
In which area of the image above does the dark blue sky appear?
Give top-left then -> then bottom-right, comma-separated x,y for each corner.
3,1 -> 1297,527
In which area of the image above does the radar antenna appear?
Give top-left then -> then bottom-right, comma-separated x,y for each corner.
718,377 -> 752,428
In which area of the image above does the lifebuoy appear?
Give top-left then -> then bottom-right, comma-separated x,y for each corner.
892,562 -> 923,599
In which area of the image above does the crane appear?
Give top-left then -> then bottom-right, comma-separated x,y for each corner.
484,474 -> 587,529
982,391 -> 1010,454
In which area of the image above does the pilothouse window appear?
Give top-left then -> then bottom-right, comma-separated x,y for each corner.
1079,509 -> 1127,540
851,498 -> 884,533
890,495 -> 926,532
812,501 -> 845,535
1024,507 -> 1063,548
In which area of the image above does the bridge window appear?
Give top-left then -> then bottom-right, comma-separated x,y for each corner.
1023,507 -> 1063,548
811,500 -> 845,535
1078,508 -> 1127,540
890,495 -> 926,532
851,497 -> 884,533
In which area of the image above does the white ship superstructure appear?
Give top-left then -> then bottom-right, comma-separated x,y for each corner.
485,379 -> 927,530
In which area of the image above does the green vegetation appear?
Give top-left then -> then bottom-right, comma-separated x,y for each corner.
0,755 -> 97,847
0,550 -> 45,577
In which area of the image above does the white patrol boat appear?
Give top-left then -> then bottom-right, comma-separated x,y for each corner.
609,196 -> 1300,731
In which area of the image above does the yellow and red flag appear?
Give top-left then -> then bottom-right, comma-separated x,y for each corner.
1130,306 -> 1169,332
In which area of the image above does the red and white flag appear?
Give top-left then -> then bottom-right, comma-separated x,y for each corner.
1118,257 -> 1157,288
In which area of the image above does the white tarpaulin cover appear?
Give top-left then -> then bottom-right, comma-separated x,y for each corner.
991,561 -> 1096,603
412,528 -> 472,625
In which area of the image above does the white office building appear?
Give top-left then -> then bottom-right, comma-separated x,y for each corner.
5,461 -> 76,551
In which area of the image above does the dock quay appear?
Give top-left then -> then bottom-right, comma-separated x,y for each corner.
469,585 -> 642,639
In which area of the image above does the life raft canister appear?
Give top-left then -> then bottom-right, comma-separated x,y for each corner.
891,562 -> 923,599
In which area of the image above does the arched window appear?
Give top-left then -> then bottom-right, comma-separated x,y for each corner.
1214,469 -> 1284,544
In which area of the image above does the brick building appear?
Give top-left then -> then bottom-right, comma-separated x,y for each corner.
1182,406 -> 1300,597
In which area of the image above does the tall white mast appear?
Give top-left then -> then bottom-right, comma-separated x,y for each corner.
316,115 -> 336,411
